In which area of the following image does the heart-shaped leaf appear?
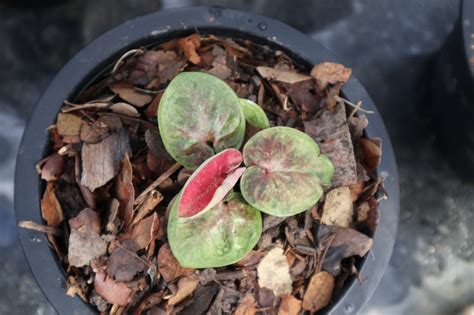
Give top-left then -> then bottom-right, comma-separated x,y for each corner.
178,148 -> 245,218
158,72 -> 245,169
240,127 -> 334,217
239,99 -> 270,129
168,192 -> 262,268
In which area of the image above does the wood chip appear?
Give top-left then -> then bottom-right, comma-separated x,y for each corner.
178,34 -> 201,65
81,130 -> 130,191
94,271 -> 133,306
278,294 -> 302,315
110,102 -> 140,117
110,82 -> 153,107
40,154 -> 65,181
68,225 -> 107,267
132,190 -> 163,226
304,103 -> 358,187
167,275 -> 199,306
257,66 -> 312,84
359,137 -> 382,172
131,213 -> 159,250
56,113 -> 83,136
310,62 -> 351,92
40,182 -> 64,227
235,293 -> 257,315
157,243 -> 194,283
116,153 -> 135,227
302,271 -> 334,312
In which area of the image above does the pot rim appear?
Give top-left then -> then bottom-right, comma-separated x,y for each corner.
14,6 -> 399,315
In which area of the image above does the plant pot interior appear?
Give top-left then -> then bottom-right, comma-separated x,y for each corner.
16,7 -> 399,315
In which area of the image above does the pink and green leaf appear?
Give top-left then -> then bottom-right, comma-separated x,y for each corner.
177,148 -> 245,218
240,127 -> 334,217
158,72 -> 245,169
168,192 -> 262,268
239,99 -> 270,129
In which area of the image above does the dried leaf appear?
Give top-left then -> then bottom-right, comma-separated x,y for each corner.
179,283 -> 219,315
131,213 -> 159,250
257,66 -> 312,84
310,62 -> 351,93
81,130 -> 131,191
116,153 -> 135,226
208,54 -> 232,80
94,271 -> 133,306
41,182 -> 64,227
69,208 -> 101,234
356,197 -> 379,233
157,243 -> 194,283
110,102 -> 140,117
68,225 -> 107,267
236,250 -> 265,268
302,271 -> 334,312
178,34 -> 201,65
278,294 -> 302,315
56,113 -> 83,136
132,292 -> 164,315
40,154 -> 65,181
107,241 -> 146,282
317,224 -> 373,275
321,187 -> 354,228
235,293 -> 257,315
359,138 -> 382,172
110,82 -> 153,107
348,114 -> 368,139
168,275 -> 199,306
304,103 -> 357,187
130,50 -> 183,86
257,248 -> 293,296
145,129 -> 173,161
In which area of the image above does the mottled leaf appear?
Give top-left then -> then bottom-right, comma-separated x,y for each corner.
158,72 -> 245,169
240,99 -> 270,129
168,192 -> 262,268
240,127 -> 334,217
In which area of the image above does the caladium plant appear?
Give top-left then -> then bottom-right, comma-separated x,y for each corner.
160,72 -> 334,268
158,72 -> 245,169
168,192 -> 262,268
239,98 -> 270,129
240,127 -> 334,216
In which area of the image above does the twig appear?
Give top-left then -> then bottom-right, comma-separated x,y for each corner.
111,48 -> 144,74
18,220 -> 62,236
315,234 -> 336,273
348,101 -> 363,118
134,163 -> 182,205
334,95 -> 374,114
62,102 -> 110,113
134,87 -> 162,94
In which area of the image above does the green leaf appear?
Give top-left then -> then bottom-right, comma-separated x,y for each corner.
158,72 -> 245,169
240,127 -> 334,217
239,99 -> 270,129
168,192 -> 262,268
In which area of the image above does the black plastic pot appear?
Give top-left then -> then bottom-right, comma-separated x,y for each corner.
15,6 -> 399,314
425,0 -> 474,179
